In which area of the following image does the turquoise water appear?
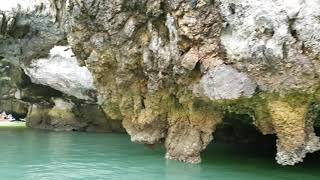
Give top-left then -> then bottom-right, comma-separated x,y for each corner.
0,128 -> 319,180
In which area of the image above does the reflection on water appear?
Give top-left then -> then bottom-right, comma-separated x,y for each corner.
0,128 -> 319,180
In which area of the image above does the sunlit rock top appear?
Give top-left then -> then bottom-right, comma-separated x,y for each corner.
24,46 -> 96,101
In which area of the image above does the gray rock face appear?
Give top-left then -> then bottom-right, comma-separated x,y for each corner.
24,46 -> 96,101
0,0 -> 65,62
219,0 -> 320,94
0,0 -> 65,102
199,65 -> 256,100
293,0 -> 320,59
0,60 -> 21,99
220,0 -> 292,61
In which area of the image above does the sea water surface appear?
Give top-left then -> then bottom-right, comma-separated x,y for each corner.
0,127 -> 319,180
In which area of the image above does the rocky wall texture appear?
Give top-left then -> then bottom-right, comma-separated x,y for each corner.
1,0 -> 320,165
0,0 -> 123,132
65,0 -> 320,165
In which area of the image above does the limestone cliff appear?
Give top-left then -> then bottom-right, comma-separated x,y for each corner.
0,0 -> 121,132
1,0 -> 320,165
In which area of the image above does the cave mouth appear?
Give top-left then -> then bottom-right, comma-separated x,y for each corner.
204,113 -> 277,160
214,113 -> 276,153
203,113 -> 320,164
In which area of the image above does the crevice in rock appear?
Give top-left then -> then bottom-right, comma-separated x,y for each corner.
228,3 -> 236,15
288,18 -> 299,41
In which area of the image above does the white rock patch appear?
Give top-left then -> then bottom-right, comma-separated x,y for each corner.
219,0 -> 304,61
0,0 -> 51,12
25,46 -> 96,101
199,65 -> 256,100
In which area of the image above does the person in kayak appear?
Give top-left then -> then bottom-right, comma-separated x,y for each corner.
6,114 -> 16,121
0,112 -> 16,121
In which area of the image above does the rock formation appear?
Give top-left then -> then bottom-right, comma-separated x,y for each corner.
24,46 -> 96,101
0,0 -> 122,132
1,0 -> 320,165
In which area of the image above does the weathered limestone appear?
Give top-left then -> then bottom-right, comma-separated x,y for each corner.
219,0 -> 320,94
268,101 -> 320,165
24,46 -> 96,101
1,0 -> 66,116
122,98 -> 168,144
165,107 -> 223,163
65,0 -> 227,164
26,99 -> 79,131
198,65 -> 257,100
122,92 -> 172,145
26,98 -> 119,132
0,99 -> 29,117
0,0 -> 120,133
64,0 -> 320,165
1,0 -> 320,166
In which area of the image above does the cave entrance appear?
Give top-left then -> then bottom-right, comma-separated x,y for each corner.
203,112 -> 320,164
214,113 -> 276,151
203,113 -> 277,162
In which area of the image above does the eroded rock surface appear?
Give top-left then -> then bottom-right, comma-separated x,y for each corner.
198,65 -> 257,100
0,0 -> 121,132
165,107 -> 223,163
65,0 -> 226,163
219,0 -> 320,94
268,101 -> 320,165
24,46 -> 96,101
62,0 -> 320,165
27,98 -> 119,132
1,0 -> 320,166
